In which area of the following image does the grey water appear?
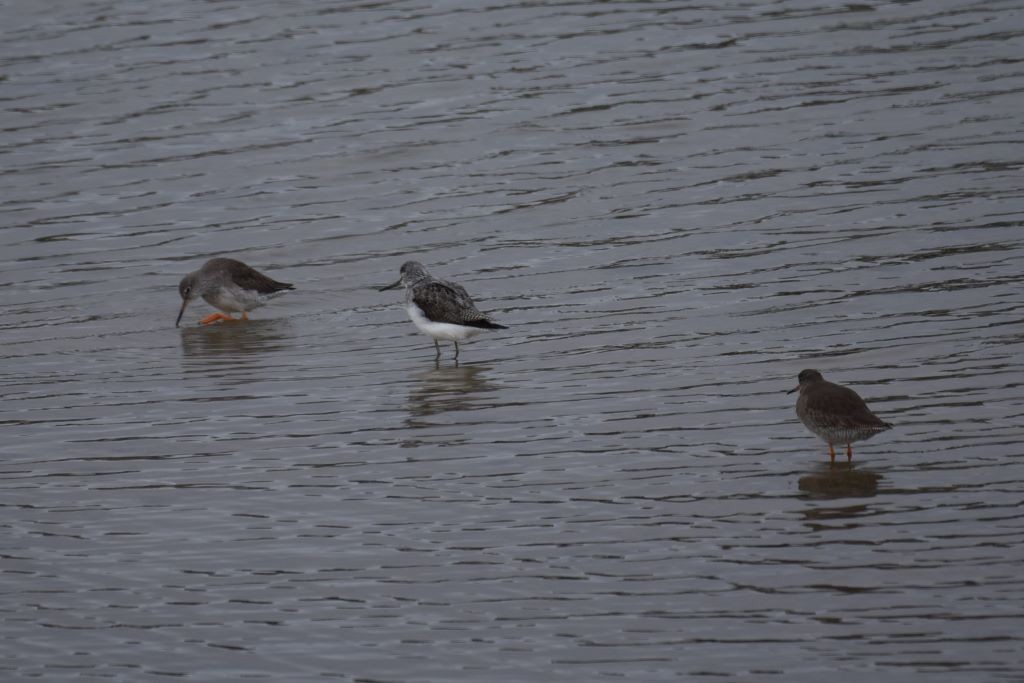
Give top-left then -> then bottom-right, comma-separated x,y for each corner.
2,0 -> 1023,681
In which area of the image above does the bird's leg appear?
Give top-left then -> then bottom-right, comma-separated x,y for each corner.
828,443 -> 836,465
453,341 -> 460,361
434,340 -> 441,360
200,313 -> 235,325
846,443 -> 853,462
242,311 -> 249,320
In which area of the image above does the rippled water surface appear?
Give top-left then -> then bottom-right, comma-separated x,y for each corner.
3,0 -> 1023,681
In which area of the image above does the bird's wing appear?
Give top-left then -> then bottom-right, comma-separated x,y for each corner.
802,383 -> 888,430
225,260 -> 294,294
412,280 -> 489,325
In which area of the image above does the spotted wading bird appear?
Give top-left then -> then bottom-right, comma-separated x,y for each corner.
379,261 -> 507,360
789,369 -> 893,464
175,258 -> 294,327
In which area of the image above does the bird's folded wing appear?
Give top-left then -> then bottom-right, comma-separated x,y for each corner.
413,281 -> 487,325
803,387 -> 887,429
232,265 -> 294,294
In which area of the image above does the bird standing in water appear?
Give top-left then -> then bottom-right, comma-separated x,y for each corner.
176,258 -> 294,327
379,261 -> 507,360
789,369 -> 892,463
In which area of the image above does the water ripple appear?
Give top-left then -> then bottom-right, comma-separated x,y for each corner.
2,0 -> 1023,681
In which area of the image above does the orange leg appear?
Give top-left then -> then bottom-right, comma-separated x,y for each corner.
846,443 -> 853,462
828,443 -> 836,464
200,312 -> 236,325
242,311 -> 249,320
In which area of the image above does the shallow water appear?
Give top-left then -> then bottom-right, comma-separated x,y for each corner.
2,0 -> 1023,681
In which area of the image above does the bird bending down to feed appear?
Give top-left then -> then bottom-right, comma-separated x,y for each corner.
788,369 -> 892,464
379,260 -> 507,360
176,257 -> 294,327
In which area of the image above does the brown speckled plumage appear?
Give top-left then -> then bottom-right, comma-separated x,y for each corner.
791,369 -> 892,463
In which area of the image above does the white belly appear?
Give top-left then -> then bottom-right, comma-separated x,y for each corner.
407,304 -> 483,342
205,285 -> 281,314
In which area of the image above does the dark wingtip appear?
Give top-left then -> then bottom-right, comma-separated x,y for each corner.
463,319 -> 508,330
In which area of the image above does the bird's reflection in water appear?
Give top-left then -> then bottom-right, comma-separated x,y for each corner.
179,318 -> 295,359
406,363 -> 497,421
798,461 -> 882,500
801,501 -> 873,523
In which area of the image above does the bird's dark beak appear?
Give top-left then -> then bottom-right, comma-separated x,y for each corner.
786,385 -> 799,394
175,299 -> 189,327
378,278 -> 402,292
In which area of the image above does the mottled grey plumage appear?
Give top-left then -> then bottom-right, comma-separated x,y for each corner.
176,257 -> 293,327
379,261 -> 507,360
411,275 -> 501,329
790,369 -> 892,463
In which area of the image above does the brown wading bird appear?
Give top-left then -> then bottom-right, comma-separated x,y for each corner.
789,369 -> 893,463
176,258 -> 294,327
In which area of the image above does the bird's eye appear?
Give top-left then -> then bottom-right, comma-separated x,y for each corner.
184,287 -> 191,295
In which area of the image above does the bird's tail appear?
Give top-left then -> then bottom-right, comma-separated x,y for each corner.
466,319 -> 508,330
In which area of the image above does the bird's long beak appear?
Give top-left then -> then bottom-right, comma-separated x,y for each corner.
378,278 -> 402,292
786,385 -> 799,394
175,299 -> 189,327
